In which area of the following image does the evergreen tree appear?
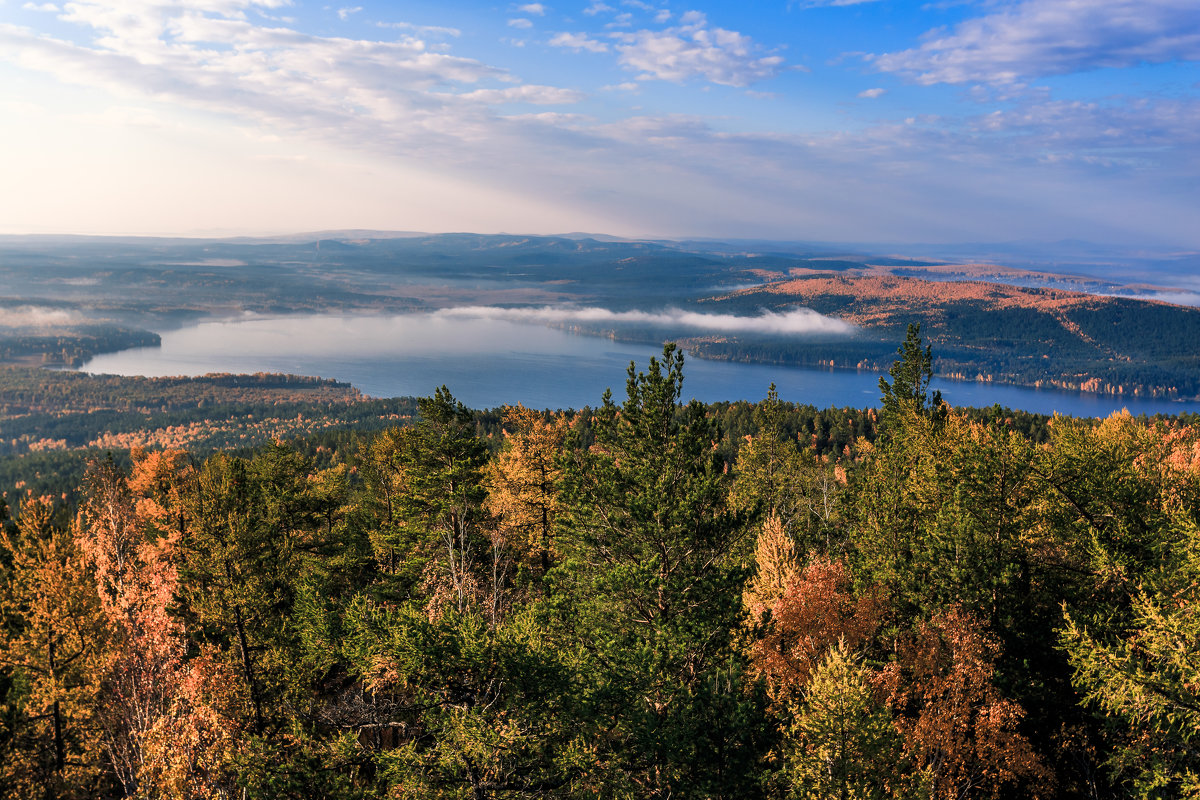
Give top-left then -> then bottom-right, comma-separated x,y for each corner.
732,385 -> 842,553
785,640 -> 912,800
556,344 -> 765,799
878,323 -> 943,434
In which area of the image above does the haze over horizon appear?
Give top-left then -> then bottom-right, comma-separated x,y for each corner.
2,0 -> 1197,247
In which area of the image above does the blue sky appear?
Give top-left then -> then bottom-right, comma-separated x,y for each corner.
1,0 -> 1197,246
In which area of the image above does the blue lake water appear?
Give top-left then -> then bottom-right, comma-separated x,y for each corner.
79,313 -> 1200,417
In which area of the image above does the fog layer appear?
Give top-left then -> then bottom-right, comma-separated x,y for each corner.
433,305 -> 855,336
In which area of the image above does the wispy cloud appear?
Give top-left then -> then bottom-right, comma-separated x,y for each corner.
375,20 -> 461,37
0,0 -> 1194,247
613,11 -> 786,86
452,85 -> 585,105
515,3 -> 547,15
858,87 -> 885,98
337,6 -> 362,21
509,18 -> 534,28
873,0 -> 1200,85
434,305 -> 858,336
550,31 -> 610,53
792,0 -> 882,7
0,0 -> 567,157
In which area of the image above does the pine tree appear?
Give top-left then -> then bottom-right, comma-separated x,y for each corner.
556,344 -> 764,799
878,323 -> 943,435
785,640 -> 911,800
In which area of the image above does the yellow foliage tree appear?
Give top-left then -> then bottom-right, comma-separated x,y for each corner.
0,497 -> 109,799
743,511 -> 799,621
484,404 -> 570,574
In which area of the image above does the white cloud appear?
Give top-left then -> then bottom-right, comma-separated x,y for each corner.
0,1 -> 601,166
516,3 -> 546,14
583,1 -> 614,15
453,85 -> 585,104
792,0 -> 882,7
858,87 -> 885,98
549,31 -> 609,53
654,9 -> 670,22
508,17 -> 534,28
21,2 -> 60,11
434,305 -> 858,336
337,6 -> 361,21
375,20 -> 461,37
613,11 -> 786,86
874,0 -> 1200,85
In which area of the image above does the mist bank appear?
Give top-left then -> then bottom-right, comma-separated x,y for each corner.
0,305 -> 81,329
433,305 -> 856,337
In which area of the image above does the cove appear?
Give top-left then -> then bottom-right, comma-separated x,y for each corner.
79,313 -> 1200,417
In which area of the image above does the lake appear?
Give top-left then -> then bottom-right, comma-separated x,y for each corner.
79,313 -> 1200,417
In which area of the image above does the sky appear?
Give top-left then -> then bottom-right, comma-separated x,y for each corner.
0,0 -> 1197,246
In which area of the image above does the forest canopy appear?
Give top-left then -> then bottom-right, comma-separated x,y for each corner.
1,337 -> 1198,799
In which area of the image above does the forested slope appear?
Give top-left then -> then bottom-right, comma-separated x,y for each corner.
698,274 -> 1200,399
0,340 -> 1197,799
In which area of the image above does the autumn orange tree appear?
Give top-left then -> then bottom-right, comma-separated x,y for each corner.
77,458 -> 186,796
742,512 -> 799,622
880,606 -> 1047,799
748,555 -> 880,711
83,453 -> 258,799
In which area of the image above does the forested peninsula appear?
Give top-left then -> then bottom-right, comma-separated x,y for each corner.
1,333 -> 1197,799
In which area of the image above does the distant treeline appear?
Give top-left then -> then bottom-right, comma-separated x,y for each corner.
0,326 -> 159,366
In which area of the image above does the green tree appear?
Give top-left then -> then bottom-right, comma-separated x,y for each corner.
556,344 -> 765,799
785,640 -> 913,800
1052,414 -> 1200,797
878,323 -> 943,429
174,446 -> 319,734
371,387 -> 493,615
342,600 -> 583,800
732,385 -> 842,553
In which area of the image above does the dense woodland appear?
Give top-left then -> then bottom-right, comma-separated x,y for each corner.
700,278 -> 1200,399
1,331 -> 1198,799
